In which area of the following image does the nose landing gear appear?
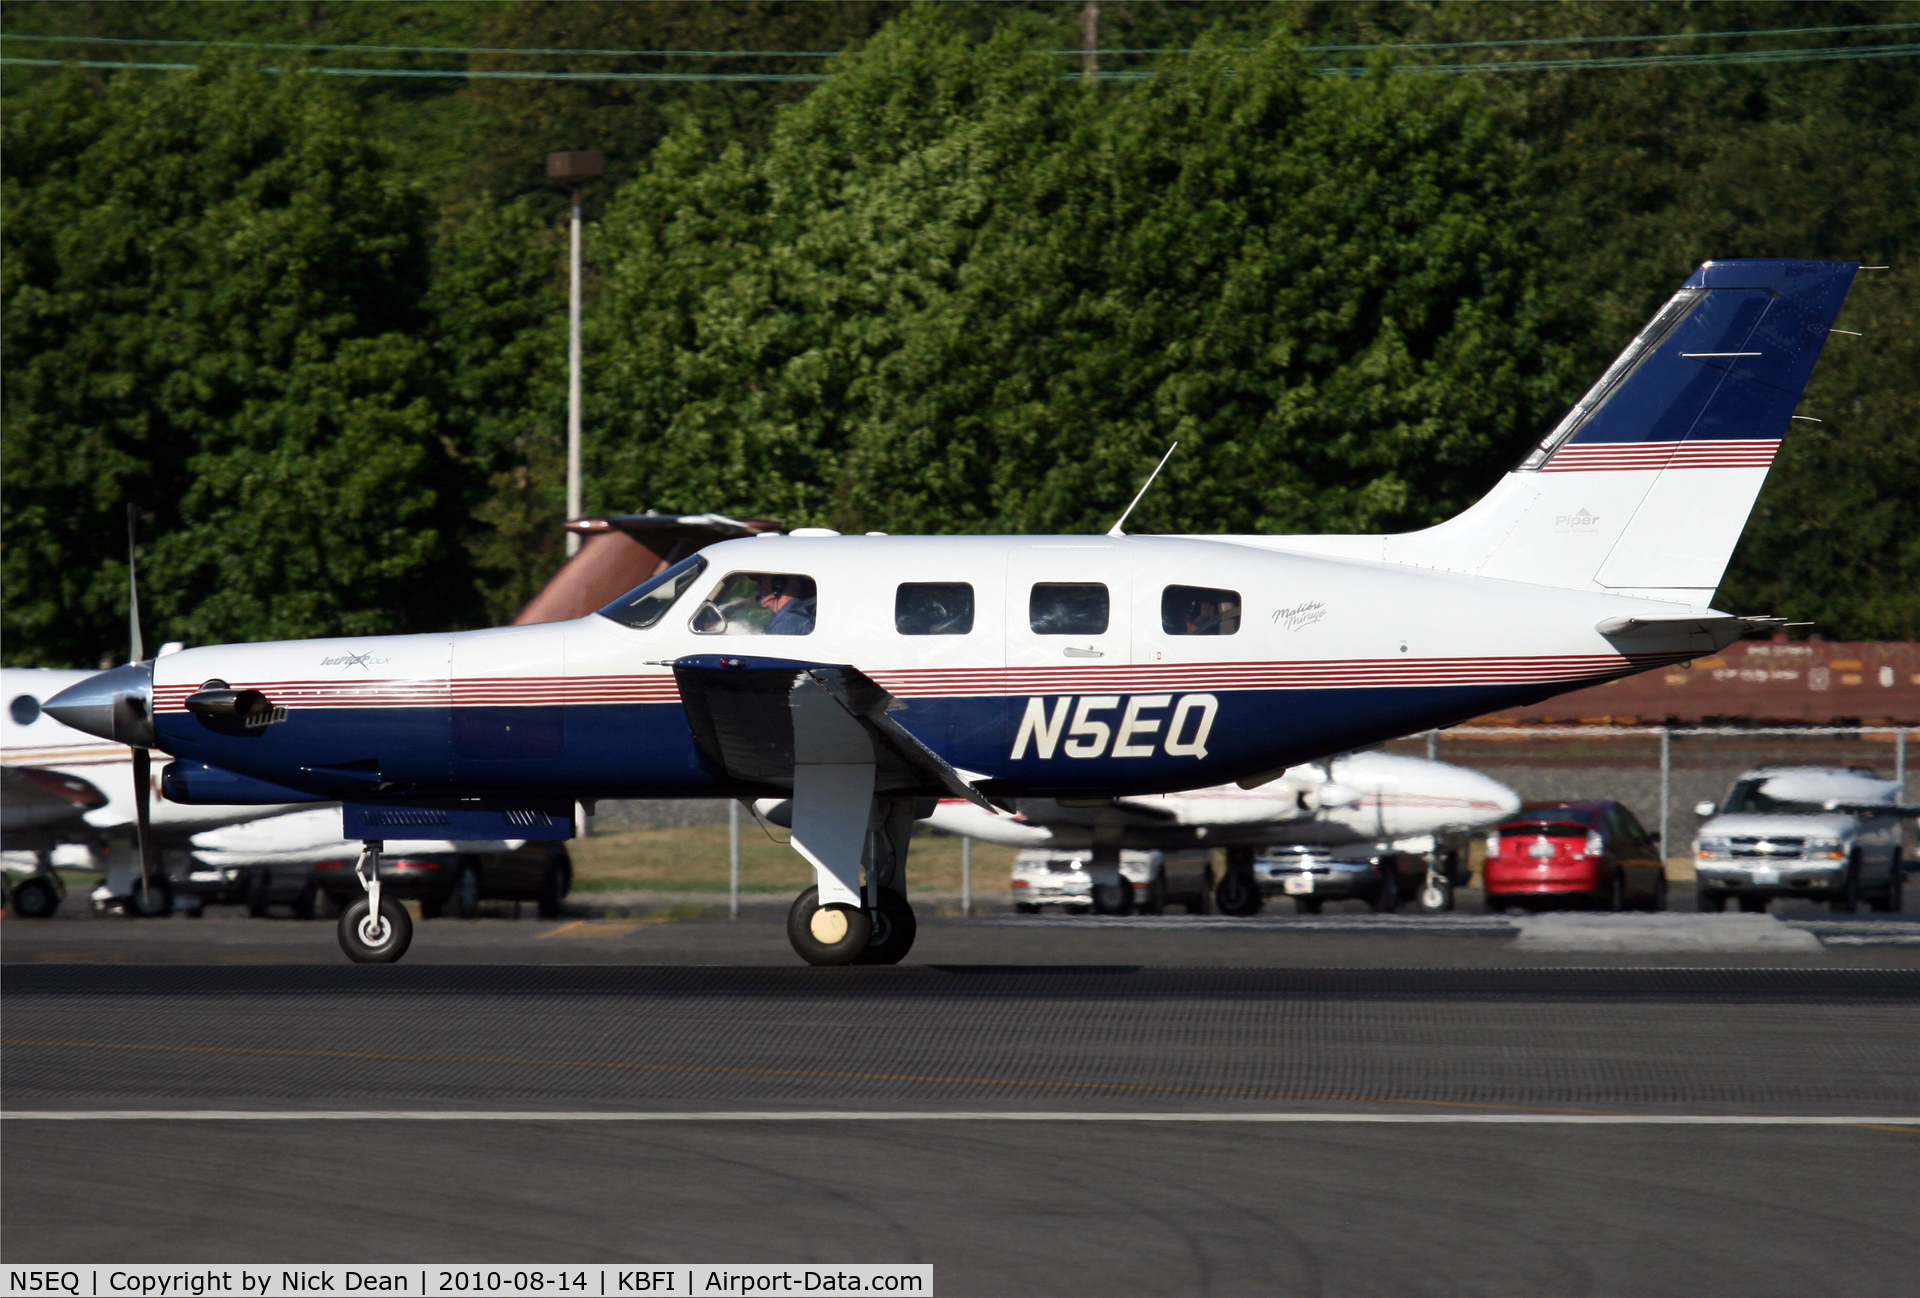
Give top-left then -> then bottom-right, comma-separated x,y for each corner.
338,840 -> 411,963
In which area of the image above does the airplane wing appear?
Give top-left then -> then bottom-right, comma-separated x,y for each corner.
671,656 -> 998,813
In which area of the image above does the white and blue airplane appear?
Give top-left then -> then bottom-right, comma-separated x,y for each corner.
46,258 -> 1860,964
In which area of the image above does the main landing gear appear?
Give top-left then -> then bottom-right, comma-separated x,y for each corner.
338,840 -> 411,963
785,796 -> 922,966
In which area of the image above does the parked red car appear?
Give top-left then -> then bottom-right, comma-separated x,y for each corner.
1483,801 -> 1668,912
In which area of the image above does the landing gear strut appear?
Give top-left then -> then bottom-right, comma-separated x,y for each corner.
1214,846 -> 1263,916
786,795 -> 921,966
1088,843 -> 1134,915
338,840 -> 411,963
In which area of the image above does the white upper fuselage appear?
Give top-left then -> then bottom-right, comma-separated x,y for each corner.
143,533 -> 1730,803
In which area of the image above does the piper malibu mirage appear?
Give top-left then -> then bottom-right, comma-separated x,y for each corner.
47,259 -> 1859,964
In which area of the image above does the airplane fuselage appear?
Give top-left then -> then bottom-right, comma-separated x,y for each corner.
145,533 -> 1720,807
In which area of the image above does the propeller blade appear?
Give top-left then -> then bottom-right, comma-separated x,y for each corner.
127,504 -> 144,664
132,745 -> 155,906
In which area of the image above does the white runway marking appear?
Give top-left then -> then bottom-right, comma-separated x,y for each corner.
4,1110 -> 1917,1125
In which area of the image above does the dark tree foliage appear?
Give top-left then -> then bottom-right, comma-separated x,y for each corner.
456,0 -> 906,216
2,0 -> 1915,661
587,11 -> 1575,540
0,61 -> 466,665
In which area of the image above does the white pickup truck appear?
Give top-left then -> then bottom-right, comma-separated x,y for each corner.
1693,766 -> 1910,913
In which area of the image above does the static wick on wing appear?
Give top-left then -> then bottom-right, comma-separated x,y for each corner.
1106,441 -> 1178,538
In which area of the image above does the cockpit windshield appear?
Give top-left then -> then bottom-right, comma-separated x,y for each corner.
598,555 -> 708,629
1722,778 -> 1825,817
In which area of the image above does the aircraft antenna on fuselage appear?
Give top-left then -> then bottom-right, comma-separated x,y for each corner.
1106,441 -> 1178,538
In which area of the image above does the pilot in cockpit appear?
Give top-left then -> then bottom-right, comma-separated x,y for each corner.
757,574 -> 817,635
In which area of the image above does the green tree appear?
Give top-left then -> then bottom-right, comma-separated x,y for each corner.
424,195 -> 569,623
587,11 -> 1574,537
1,60 -> 467,665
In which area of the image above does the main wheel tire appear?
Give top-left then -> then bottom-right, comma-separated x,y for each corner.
1092,877 -> 1135,915
11,877 -> 59,919
853,888 -> 917,965
1371,864 -> 1401,914
1830,857 -> 1861,913
290,882 -> 317,921
1871,853 -> 1904,913
536,857 -> 569,919
452,860 -> 482,919
338,897 -> 412,963
1184,868 -> 1214,915
126,877 -> 171,918
246,869 -> 272,918
1697,888 -> 1727,912
786,886 -> 874,966
1214,868 -> 1262,917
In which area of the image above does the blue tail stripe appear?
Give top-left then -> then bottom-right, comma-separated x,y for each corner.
1571,259 -> 1855,448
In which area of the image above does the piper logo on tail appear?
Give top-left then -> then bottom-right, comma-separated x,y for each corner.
1555,507 -> 1602,534
1011,694 -> 1219,760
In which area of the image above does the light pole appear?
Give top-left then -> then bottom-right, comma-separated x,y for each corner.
546,149 -> 605,557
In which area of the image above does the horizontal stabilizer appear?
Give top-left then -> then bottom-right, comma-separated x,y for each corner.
1594,613 -> 1785,638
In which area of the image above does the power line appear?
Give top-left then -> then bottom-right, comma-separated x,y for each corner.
0,57 -> 826,83
3,20 -> 1916,62
4,37 -> 1915,85
0,33 -> 844,59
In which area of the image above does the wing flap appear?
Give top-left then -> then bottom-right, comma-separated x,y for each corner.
671,656 -> 997,811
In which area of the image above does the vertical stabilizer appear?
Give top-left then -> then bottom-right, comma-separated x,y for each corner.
1261,260 -> 1858,604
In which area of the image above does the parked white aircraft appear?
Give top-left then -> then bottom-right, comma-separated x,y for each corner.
46,259 -> 1860,964
2,663 -> 317,915
923,750 -> 1519,910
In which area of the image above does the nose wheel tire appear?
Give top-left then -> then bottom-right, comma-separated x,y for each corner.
1214,868 -> 1262,917
10,877 -> 60,919
853,888 -> 917,965
787,886 -> 874,966
1416,873 -> 1454,914
338,897 -> 412,963
126,877 -> 172,918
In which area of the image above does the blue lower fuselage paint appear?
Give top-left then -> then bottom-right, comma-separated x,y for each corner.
156,677 -> 1570,805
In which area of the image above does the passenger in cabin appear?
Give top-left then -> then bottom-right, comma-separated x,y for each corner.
1164,585 -> 1241,636
758,574 -> 817,635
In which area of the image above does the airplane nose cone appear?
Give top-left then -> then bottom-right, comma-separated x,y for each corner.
1476,770 -> 1522,819
43,661 -> 156,747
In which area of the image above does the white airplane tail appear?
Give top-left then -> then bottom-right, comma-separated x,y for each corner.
1265,259 -> 1858,605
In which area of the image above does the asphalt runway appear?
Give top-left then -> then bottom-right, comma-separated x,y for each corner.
5,916 -> 1920,1294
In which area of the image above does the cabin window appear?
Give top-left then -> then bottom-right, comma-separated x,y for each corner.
1029,583 -> 1108,635
598,555 -> 709,630
691,572 -> 817,636
1162,585 -> 1241,636
896,583 -> 974,635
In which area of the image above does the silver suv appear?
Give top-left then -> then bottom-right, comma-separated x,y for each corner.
1693,766 -> 1907,913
